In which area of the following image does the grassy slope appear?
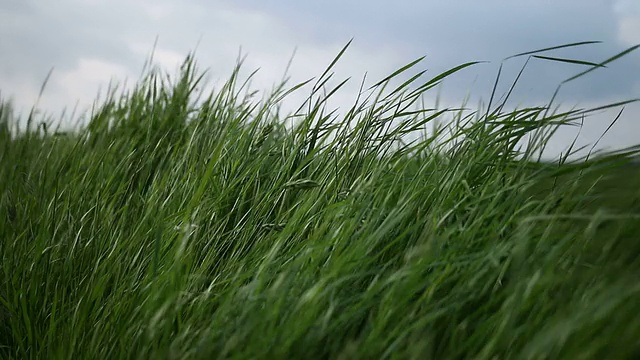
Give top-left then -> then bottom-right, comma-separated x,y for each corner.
1,47 -> 639,359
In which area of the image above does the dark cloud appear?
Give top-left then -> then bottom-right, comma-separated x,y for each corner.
233,0 -> 639,104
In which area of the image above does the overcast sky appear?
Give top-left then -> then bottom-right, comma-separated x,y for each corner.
1,0 -> 639,159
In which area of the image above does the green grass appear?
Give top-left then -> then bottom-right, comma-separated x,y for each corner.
1,42 -> 639,359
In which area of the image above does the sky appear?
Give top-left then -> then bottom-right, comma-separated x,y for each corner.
1,0 -> 639,159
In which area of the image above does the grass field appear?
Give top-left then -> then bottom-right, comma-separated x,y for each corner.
1,42 -> 639,359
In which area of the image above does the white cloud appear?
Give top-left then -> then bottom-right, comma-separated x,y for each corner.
142,2 -> 175,21
55,57 -> 133,104
128,42 -> 186,73
616,16 -> 640,46
614,0 -> 640,46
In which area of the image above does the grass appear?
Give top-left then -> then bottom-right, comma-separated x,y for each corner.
1,42 -> 639,359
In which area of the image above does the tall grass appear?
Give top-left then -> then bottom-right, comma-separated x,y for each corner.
1,42 -> 639,359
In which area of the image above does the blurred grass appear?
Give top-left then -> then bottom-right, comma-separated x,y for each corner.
0,42 -> 639,359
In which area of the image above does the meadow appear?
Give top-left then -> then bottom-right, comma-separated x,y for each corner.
1,42 -> 639,359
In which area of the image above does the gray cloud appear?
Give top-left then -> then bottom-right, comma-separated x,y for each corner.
0,0 -> 638,156
234,0 -> 639,103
